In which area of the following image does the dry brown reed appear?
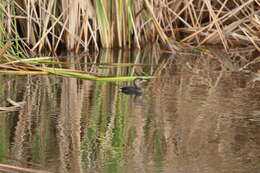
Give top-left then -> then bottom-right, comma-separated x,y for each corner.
0,0 -> 259,54
0,163 -> 52,173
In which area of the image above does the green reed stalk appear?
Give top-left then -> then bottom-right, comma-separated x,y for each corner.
115,0 -> 123,47
95,0 -> 111,48
43,67 -> 154,81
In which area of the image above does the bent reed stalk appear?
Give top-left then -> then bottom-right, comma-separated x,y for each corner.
0,0 -> 259,54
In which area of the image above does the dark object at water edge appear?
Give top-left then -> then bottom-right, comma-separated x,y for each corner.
119,78 -> 147,95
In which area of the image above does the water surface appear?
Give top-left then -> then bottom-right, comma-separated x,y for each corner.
0,49 -> 259,173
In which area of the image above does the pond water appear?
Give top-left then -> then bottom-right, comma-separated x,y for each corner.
0,48 -> 259,173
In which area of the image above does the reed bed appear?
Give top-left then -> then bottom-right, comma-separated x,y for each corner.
0,0 -> 259,54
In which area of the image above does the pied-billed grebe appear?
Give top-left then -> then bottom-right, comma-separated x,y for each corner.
119,78 -> 147,95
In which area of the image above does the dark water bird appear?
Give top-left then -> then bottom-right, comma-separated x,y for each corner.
119,78 -> 148,95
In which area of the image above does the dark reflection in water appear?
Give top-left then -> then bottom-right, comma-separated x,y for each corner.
0,49 -> 259,173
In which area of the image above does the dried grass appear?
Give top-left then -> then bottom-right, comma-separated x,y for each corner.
0,0 -> 259,53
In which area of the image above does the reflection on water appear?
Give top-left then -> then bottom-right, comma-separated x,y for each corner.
0,49 -> 259,173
